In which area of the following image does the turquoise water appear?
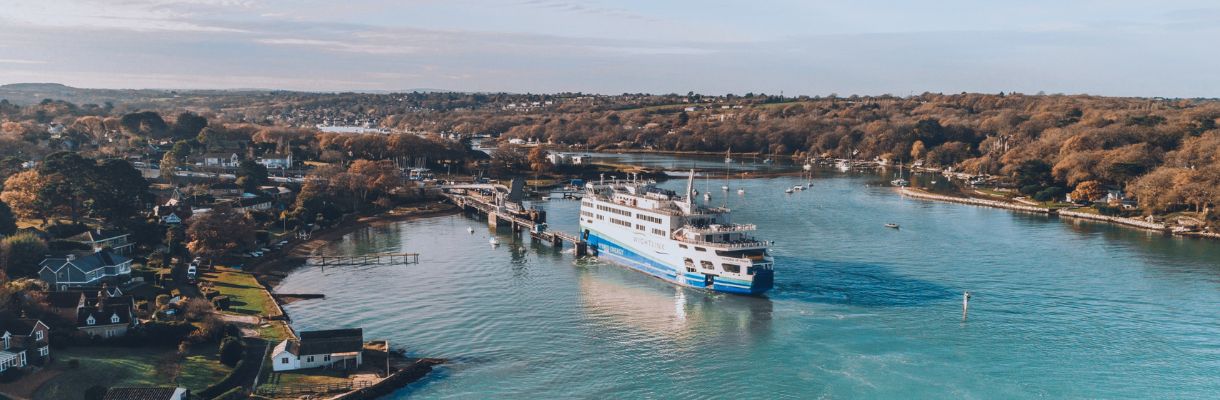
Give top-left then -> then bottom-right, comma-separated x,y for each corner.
276,174 -> 1220,399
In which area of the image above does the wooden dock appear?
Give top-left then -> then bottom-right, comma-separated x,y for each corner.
441,190 -> 594,256
306,253 -> 420,266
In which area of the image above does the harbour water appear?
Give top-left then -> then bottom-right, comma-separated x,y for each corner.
276,172 -> 1220,399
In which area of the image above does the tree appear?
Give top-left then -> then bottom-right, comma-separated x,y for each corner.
527,147 -> 552,173
0,200 -> 15,236
0,170 -> 48,221
909,140 -> 926,162
0,233 -> 48,278
38,152 -> 97,223
236,159 -> 269,193
171,112 -> 208,139
219,336 -> 245,367
119,111 -> 168,137
186,208 -> 255,259
1070,180 -> 1104,203
90,159 -> 149,223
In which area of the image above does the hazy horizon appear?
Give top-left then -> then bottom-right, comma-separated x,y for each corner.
2,1 -> 1219,97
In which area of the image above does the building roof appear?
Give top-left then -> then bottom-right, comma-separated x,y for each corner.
289,328 -> 364,355
39,249 -> 132,274
102,387 -> 185,400
43,291 -> 85,309
78,304 -> 133,327
70,228 -> 129,244
0,314 -> 45,337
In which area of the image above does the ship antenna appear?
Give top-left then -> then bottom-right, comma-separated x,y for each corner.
685,168 -> 695,208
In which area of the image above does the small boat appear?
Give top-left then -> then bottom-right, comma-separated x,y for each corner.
724,148 -> 733,163
792,185 -> 803,191
891,178 -> 909,187
467,227 -> 475,234
884,223 -> 900,229
721,185 -> 729,191
703,193 -> 711,201
489,237 -> 500,246
737,188 -> 746,195
785,188 -> 794,194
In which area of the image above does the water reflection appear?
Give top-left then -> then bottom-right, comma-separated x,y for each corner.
576,266 -> 773,342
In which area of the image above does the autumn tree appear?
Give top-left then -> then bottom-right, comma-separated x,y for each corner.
527,147 -> 553,172
0,170 -> 48,221
186,208 -> 256,259
1069,180 -> 1104,203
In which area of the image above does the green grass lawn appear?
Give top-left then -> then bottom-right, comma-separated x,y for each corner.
206,267 -> 278,317
33,346 -> 231,400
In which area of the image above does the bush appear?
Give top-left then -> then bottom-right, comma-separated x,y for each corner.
1019,184 -> 1043,195
219,337 -> 245,367
46,222 -> 89,239
212,295 -> 231,311
136,321 -> 198,346
1033,187 -> 1065,202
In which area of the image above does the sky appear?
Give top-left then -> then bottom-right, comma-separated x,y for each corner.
1,0 -> 1218,97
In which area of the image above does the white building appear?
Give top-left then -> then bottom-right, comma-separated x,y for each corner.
271,328 -> 364,372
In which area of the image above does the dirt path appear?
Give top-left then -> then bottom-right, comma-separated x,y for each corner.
217,313 -> 263,338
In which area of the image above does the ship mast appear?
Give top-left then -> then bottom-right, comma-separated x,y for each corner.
685,168 -> 695,208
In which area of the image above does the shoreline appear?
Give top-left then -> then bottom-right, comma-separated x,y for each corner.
896,187 -> 1216,238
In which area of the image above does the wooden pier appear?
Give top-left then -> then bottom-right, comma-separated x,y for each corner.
306,253 -> 420,266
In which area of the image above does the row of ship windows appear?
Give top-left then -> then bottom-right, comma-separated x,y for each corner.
636,213 -> 662,224
595,204 -> 633,217
684,259 -> 742,274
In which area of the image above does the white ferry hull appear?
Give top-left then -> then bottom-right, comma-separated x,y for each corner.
580,226 -> 773,295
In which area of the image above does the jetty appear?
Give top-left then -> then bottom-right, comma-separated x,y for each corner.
306,253 -> 420,265
440,178 -> 596,257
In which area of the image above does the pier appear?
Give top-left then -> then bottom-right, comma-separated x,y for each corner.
306,253 -> 420,266
440,179 -> 594,257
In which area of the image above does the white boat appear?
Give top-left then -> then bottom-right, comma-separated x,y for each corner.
721,185 -> 729,191
784,188 -> 794,194
792,185 -> 803,191
489,237 -> 499,246
891,178 -> 909,187
467,227 -> 475,234
737,188 -> 746,195
579,170 -> 774,295
724,148 -> 733,163
885,223 -> 900,229
803,163 -> 812,171
703,193 -> 711,201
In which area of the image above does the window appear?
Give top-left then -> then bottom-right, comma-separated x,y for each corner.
678,244 -> 688,249
652,228 -> 666,236
111,314 -> 121,324
306,356 -> 314,362
700,261 -> 714,270
86,316 -> 95,326
34,330 -> 43,341
324,355 -> 331,362
38,346 -> 48,356
281,357 -> 289,364
635,224 -> 645,231
695,247 -> 706,252
722,264 -> 741,273
686,267 -> 697,273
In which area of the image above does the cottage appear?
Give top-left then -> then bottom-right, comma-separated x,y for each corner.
69,229 -> 135,255
103,387 -> 190,400
38,250 -> 133,291
271,328 -> 364,371
43,291 -> 88,321
202,153 -> 240,168
258,153 -> 293,169
208,181 -> 241,197
0,315 -> 51,371
233,194 -> 274,214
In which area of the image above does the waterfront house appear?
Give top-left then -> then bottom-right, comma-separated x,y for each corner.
38,250 -> 133,291
102,387 -> 190,400
271,328 -> 364,371
69,228 -> 135,256
0,315 -> 51,371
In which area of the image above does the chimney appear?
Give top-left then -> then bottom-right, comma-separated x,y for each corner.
66,254 -> 76,262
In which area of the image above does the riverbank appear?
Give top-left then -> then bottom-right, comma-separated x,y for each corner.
896,187 -> 1206,236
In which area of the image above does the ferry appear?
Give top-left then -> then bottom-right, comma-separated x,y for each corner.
578,172 -> 775,295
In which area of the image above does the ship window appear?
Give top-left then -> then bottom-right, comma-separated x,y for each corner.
684,258 -> 694,267
687,267 -> 697,273
694,247 -> 706,252
678,244 -> 688,249
700,261 -> 713,270
721,264 -> 741,273
746,267 -> 755,275
652,228 -> 666,236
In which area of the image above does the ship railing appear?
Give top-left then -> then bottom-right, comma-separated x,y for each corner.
683,224 -> 757,233
673,236 -> 770,249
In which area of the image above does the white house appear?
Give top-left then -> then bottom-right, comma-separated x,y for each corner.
202,153 -> 240,168
258,153 -> 293,169
271,328 -> 364,372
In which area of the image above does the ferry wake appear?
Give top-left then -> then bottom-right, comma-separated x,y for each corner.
578,171 -> 775,295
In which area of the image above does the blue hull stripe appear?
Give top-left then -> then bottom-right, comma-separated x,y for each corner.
583,228 -> 772,295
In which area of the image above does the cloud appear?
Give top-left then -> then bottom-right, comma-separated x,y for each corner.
512,0 -> 657,22
256,38 -> 419,55
0,59 -> 47,65
0,0 -> 251,33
